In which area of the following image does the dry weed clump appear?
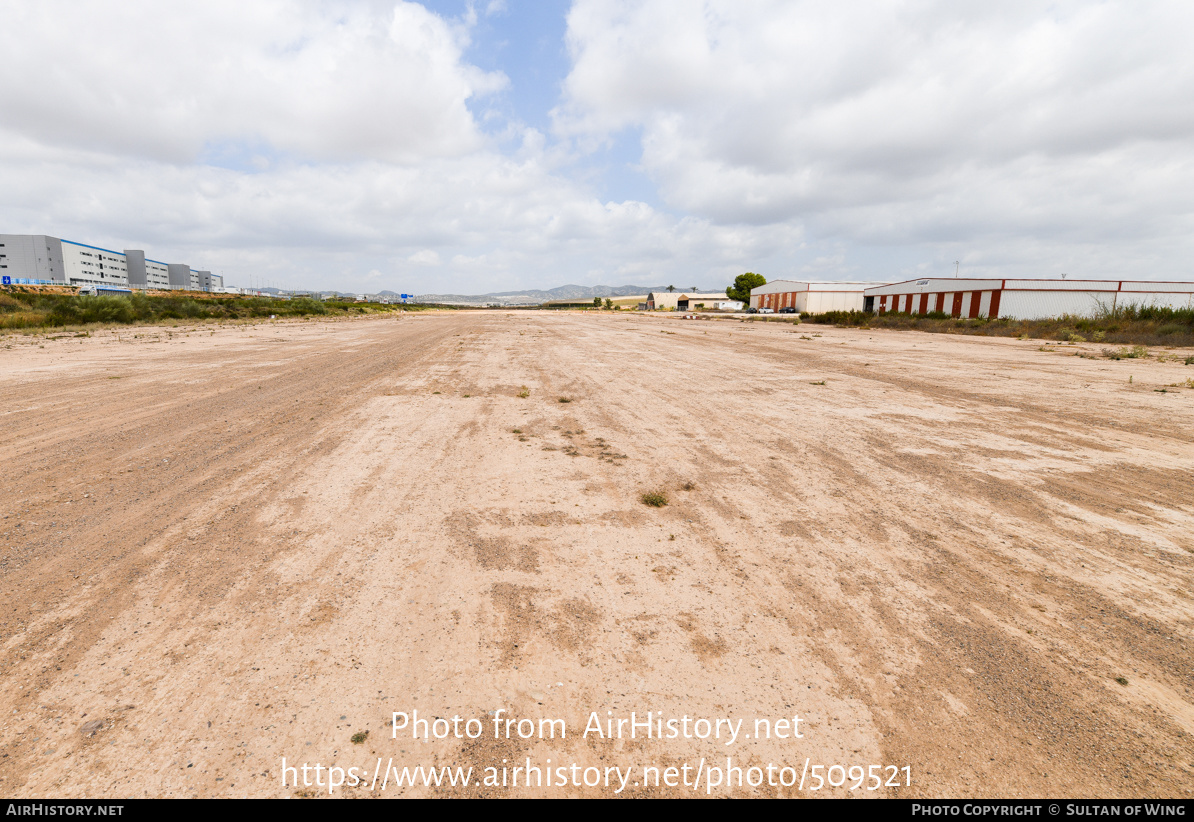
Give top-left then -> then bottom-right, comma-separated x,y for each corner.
1102,345 -> 1149,360
641,491 -> 669,508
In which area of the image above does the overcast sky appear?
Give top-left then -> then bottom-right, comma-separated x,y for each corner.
2,1 -> 1192,293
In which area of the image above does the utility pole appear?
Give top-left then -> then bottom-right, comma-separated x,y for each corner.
954,261 -> 960,278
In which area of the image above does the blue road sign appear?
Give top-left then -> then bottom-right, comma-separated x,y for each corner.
1,276 -> 10,285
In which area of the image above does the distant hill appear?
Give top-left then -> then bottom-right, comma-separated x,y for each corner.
248,284 -> 722,305
413,284 -> 705,306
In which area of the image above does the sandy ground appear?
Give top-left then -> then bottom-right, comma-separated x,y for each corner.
0,312 -> 1191,799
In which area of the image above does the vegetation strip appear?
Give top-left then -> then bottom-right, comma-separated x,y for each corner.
0,289 -> 437,330
798,305 -> 1194,347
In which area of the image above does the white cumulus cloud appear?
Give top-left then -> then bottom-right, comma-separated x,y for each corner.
556,0 -> 1194,278
4,1 -> 1192,290
0,0 -> 506,163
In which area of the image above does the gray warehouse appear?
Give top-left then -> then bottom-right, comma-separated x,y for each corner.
1,233 -> 219,291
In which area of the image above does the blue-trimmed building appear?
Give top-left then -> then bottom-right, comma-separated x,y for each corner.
0,233 -> 218,291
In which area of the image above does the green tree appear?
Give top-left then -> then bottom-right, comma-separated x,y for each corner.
726,272 -> 765,304
604,298 -> 613,309
666,285 -> 675,292
593,297 -> 602,307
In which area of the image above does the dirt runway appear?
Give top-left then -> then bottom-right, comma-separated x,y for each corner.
1,312 -> 1191,797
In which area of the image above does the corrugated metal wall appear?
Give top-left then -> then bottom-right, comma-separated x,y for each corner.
1117,292 -> 1194,311
806,291 -> 865,312
867,279 -> 1194,320
998,290 -> 1110,320
757,290 -> 865,312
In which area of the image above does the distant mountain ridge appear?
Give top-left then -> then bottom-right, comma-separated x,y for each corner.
413,284 -> 707,305
255,284 -> 722,305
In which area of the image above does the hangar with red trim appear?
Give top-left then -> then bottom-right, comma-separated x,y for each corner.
750,281 -> 875,312
862,278 -> 1194,320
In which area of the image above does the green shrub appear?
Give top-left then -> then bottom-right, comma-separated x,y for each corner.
48,295 -> 137,326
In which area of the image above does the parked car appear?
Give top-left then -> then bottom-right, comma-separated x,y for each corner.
744,307 -> 758,314
758,307 -> 775,314
778,307 -> 797,314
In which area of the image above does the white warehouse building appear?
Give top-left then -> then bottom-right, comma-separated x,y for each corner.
0,235 -> 131,288
750,281 -> 876,312
60,240 -> 129,288
863,278 -> 1194,320
1,233 -> 221,292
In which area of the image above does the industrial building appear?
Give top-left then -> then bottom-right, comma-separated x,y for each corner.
0,236 -> 134,288
749,281 -> 874,312
61,240 -> 129,287
126,250 -> 171,289
862,278 -> 1194,319
0,235 -> 66,284
196,271 -> 223,291
0,233 -> 221,291
644,290 -> 727,310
